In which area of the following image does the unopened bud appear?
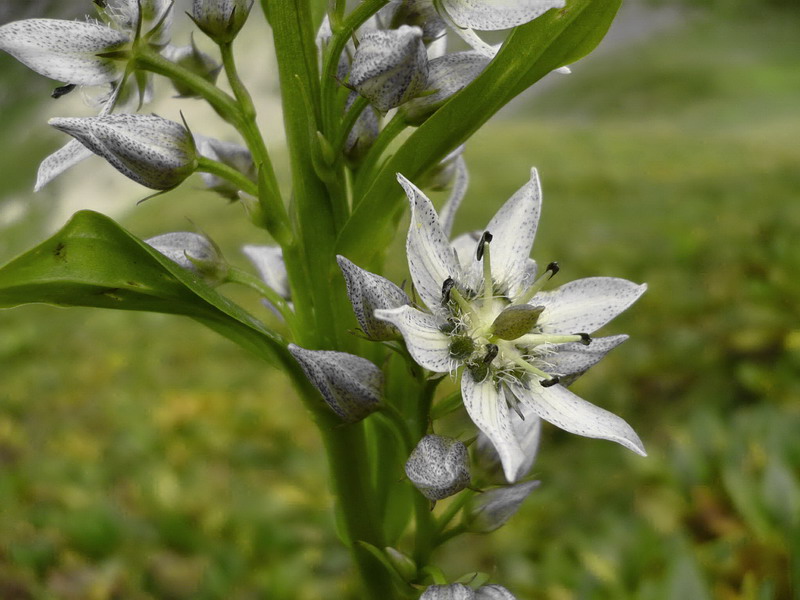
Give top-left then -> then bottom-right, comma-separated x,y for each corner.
146,231 -> 228,285
389,0 -> 446,43
475,585 -> 517,600
49,114 -> 197,190
490,304 -> 544,340
385,547 -> 416,581
242,245 -> 290,300
421,583 -> 476,600
349,25 -> 428,112
465,481 -> 539,533
288,345 -> 383,423
343,93 -> 380,161
197,137 -> 255,200
164,38 -> 221,98
403,51 -> 489,126
337,256 -> 410,341
192,0 -> 253,43
405,435 -> 470,501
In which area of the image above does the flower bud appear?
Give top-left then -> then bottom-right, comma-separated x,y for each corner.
421,583 -> 476,600
164,38 -> 221,98
288,345 -> 383,423
384,547 -> 416,581
337,256 -> 410,341
402,51 -> 489,126
146,232 -> 228,285
349,25 -> 428,112
464,480 -> 539,533
389,0 -> 446,43
405,435 -> 470,501
242,245 -> 290,300
197,137 -> 256,200
49,114 -> 198,190
343,93 -> 380,161
475,585 -> 517,600
192,0 -> 253,44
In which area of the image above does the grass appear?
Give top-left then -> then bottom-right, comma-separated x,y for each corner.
1,8 -> 799,600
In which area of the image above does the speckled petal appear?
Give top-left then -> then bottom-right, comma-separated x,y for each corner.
34,139 -> 93,192
441,0 -> 565,31
484,167 -> 542,297
534,278 -> 647,334
475,585 -> 518,600
375,305 -> 454,372
509,380 -> 646,456
544,334 -> 628,386
398,173 -> 461,311
462,371 -> 526,482
0,19 -> 128,85
421,583 -> 476,600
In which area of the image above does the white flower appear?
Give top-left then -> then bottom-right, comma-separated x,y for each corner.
375,169 -> 647,482
432,0 -> 566,58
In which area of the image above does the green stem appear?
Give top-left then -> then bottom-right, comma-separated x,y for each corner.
434,490 -> 474,535
218,41 -> 289,243
225,266 -> 294,325
334,94 -> 370,155
196,156 -> 258,196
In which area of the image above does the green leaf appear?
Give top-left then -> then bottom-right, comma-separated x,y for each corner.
0,210 -> 288,367
338,0 -> 621,264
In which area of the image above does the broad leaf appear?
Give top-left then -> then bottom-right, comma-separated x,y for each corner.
338,0 -> 621,264
0,210 -> 288,367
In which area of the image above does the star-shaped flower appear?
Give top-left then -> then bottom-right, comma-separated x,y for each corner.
375,168 -> 647,482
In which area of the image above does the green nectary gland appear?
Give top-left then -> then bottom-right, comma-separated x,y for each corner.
448,335 -> 476,359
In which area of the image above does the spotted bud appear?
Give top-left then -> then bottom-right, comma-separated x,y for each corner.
337,256 -> 410,341
490,304 -> 544,340
464,480 -> 539,533
191,0 -> 253,43
388,0 -> 446,43
402,51 -> 489,126
242,245 -> 290,300
421,583 -> 476,600
49,114 -> 197,190
405,435 -> 470,501
343,93 -> 380,161
475,585 -> 517,600
197,137 -> 255,200
288,345 -> 383,423
145,231 -> 228,286
164,38 -> 221,98
349,25 -> 428,112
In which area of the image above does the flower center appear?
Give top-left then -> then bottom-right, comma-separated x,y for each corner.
443,232 -> 591,386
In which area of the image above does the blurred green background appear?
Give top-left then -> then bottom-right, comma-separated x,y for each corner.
1,1 -> 798,598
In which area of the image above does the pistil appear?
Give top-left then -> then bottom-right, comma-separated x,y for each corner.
478,231 -> 494,318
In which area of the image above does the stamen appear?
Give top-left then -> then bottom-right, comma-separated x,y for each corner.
505,351 -> 552,380
515,261 -> 560,305
540,376 -> 560,388
483,343 -> 499,364
449,285 -> 479,321
479,231 -> 494,313
505,390 -> 525,420
441,277 -> 455,305
52,84 -> 77,99
516,333 -> 588,347
578,333 -> 592,346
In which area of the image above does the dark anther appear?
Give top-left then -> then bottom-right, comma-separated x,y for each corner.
441,277 -> 455,305
546,261 -> 560,278
476,231 -> 493,261
93,0 -> 107,7
51,84 -> 77,99
540,376 -> 560,388
483,343 -> 499,364
578,333 -> 592,345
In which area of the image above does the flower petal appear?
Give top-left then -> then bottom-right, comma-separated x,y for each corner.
374,305 -> 454,373
535,278 -> 647,334
509,380 -> 646,456
34,139 -> 93,192
440,0 -> 565,31
439,154 -> 470,238
0,19 -> 129,85
398,173 -> 461,311
462,371 -> 526,482
544,334 -> 628,386
485,167 -> 542,297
